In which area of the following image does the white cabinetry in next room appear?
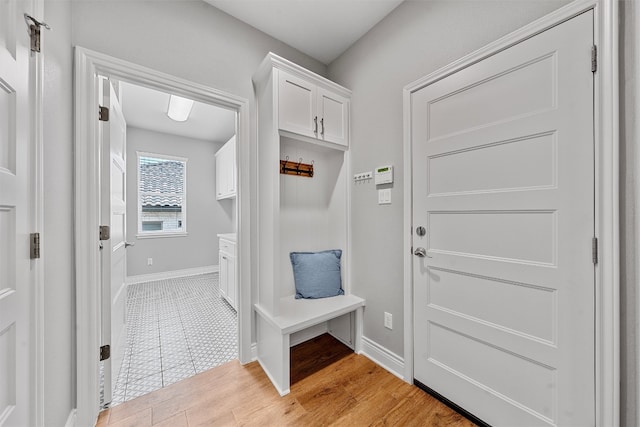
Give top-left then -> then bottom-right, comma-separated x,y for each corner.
218,234 -> 237,311
215,135 -> 236,200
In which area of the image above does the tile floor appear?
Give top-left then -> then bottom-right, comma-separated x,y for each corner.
110,273 -> 237,406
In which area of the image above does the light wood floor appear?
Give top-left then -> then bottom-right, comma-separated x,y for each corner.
96,334 -> 476,427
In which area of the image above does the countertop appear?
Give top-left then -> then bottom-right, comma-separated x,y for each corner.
217,233 -> 237,242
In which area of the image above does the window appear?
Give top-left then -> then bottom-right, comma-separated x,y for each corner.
137,152 -> 187,236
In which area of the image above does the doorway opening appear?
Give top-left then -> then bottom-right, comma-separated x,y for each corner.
98,79 -> 239,406
75,47 -> 252,426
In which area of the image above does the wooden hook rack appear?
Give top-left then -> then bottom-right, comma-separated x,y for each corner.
280,157 -> 314,178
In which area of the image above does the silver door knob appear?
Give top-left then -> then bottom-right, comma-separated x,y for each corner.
414,247 -> 430,258
124,242 -> 135,248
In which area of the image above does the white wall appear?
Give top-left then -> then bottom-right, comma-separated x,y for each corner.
327,0 -> 569,359
43,1 -> 326,424
126,127 -> 233,277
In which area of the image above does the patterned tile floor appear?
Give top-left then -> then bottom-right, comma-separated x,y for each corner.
110,273 -> 237,406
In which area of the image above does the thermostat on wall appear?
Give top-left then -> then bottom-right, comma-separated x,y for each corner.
375,165 -> 393,185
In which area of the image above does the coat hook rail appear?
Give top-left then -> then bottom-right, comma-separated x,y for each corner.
280,157 -> 314,178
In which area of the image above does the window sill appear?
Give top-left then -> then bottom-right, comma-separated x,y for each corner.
136,232 -> 188,239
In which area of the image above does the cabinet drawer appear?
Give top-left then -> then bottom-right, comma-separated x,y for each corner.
219,239 -> 236,255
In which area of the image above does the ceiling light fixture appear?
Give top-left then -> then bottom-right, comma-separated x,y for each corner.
167,95 -> 194,122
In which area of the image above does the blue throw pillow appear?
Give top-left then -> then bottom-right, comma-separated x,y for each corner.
290,249 -> 344,299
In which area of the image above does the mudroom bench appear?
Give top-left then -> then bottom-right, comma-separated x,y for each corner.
254,294 -> 365,396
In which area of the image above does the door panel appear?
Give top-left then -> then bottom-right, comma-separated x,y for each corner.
0,87 -> 16,172
317,87 -> 348,146
427,132 -> 556,195
0,1 -> 32,425
278,71 -> 316,138
426,53 -> 555,141
428,210 -> 556,264
412,11 -> 594,426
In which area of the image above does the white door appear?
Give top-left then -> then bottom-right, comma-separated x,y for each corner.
412,12 -> 594,426
100,80 -> 128,406
0,2 -> 36,426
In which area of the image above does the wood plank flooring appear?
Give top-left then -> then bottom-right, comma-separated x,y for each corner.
96,334 -> 476,427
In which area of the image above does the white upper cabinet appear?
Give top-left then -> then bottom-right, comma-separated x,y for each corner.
215,135 -> 236,200
270,62 -> 350,148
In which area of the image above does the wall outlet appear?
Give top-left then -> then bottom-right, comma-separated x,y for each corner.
384,312 -> 393,330
147,258 -> 153,266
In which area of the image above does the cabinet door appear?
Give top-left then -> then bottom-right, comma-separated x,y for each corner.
227,255 -> 236,310
317,87 -> 349,147
219,252 -> 228,299
227,138 -> 236,195
278,71 -> 317,139
216,140 -> 237,200
215,151 -> 226,200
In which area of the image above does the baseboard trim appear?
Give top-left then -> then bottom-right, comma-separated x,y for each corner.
126,265 -> 218,285
360,336 -> 405,379
64,409 -> 77,427
257,357 -> 289,396
250,342 -> 258,362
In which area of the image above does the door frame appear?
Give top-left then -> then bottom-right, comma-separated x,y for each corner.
402,0 -> 619,425
74,47 -> 252,427
29,1 -> 46,425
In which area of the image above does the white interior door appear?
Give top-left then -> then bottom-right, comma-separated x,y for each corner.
100,79 -> 128,406
0,2 -> 35,426
412,11 -> 594,426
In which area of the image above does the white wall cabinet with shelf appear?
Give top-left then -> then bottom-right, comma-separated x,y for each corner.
218,235 -> 237,311
276,67 -> 350,148
253,52 -> 364,396
215,135 -> 236,200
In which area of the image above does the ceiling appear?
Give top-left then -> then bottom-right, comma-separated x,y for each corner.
119,1 -> 405,138
204,0 -> 405,64
120,81 -> 236,142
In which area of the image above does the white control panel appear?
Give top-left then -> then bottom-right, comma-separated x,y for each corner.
375,165 -> 393,185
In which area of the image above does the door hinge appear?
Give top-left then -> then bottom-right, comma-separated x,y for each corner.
99,106 -> 110,122
30,232 -> 40,259
99,225 -> 110,240
591,45 -> 597,73
24,14 -> 50,53
592,237 -> 598,265
100,345 -> 110,361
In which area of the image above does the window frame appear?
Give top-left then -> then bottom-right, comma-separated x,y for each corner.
136,151 -> 188,238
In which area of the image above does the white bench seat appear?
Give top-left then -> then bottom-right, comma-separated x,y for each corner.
254,294 -> 365,335
254,294 -> 365,396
